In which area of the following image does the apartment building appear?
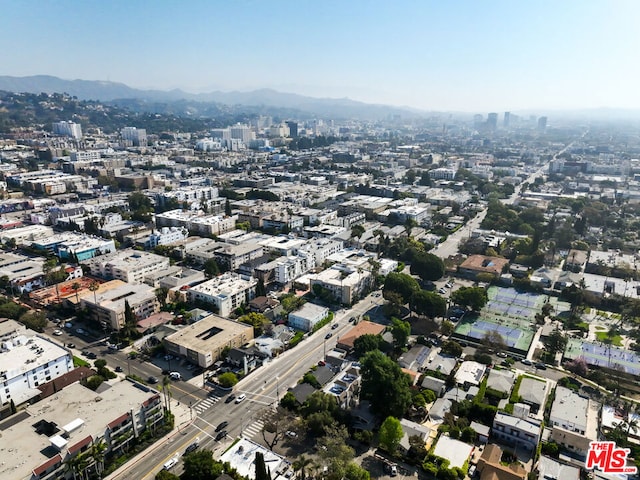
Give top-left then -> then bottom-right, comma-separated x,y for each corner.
82,249 -> 170,284
186,272 -> 257,317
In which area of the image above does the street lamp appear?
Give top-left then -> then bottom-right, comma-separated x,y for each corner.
276,376 -> 280,403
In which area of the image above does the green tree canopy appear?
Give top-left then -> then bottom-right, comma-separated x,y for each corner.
203,257 -> 220,278
410,252 -> 445,282
378,416 -> 404,454
218,372 -> 239,388
383,272 -> 420,305
390,317 -> 411,350
360,350 -> 412,418
410,290 -> 447,318
182,450 -> 223,480
450,287 -> 488,311
353,334 -> 384,358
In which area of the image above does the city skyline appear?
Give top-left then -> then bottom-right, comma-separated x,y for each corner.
2,0 -> 640,112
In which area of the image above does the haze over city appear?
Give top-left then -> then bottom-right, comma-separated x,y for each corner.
3,0 -> 640,112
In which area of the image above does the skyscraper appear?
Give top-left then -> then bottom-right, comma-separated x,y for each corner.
537,116 -> 547,132
52,121 -> 82,139
121,127 -> 147,147
286,121 -> 298,138
487,113 -> 498,131
503,112 -> 511,128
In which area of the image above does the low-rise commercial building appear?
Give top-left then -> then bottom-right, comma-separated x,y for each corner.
288,303 -> 329,332
164,314 -> 254,367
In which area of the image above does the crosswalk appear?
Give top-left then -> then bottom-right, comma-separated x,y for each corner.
242,420 -> 264,439
193,393 -> 221,414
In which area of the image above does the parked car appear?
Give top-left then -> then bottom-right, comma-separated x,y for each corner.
331,323 -> 339,330
66,343 -> 76,349
286,430 -> 297,438
496,352 -> 507,358
115,366 -> 123,373
86,352 -> 97,359
349,317 -> 356,322
235,393 -> 246,404
76,328 -> 85,335
535,362 -> 547,370
325,333 -> 333,340
438,288 -> 447,294
169,372 -> 182,380
521,359 -> 533,366
147,376 -> 159,384
53,330 -> 63,336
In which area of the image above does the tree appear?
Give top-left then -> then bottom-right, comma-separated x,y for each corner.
545,328 -> 568,360
255,452 -> 271,480
441,340 -> 463,357
353,334 -> 383,358
351,224 -> 365,239
156,470 -> 180,480
256,277 -> 266,297
18,310 -> 47,332
451,287 -> 488,311
410,290 -> 447,318
390,317 -> 411,349
293,455 -> 314,480
360,350 -> 412,418
378,416 -> 403,454
481,330 -> 507,353
182,449 -> 222,480
71,281 -> 82,304
218,372 -> 239,388
410,252 -> 445,282
440,320 -> 455,336
259,406 -> 296,450
383,272 -> 420,306
239,312 -> 270,336
89,280 -> 100,305
203,258 -> 220,278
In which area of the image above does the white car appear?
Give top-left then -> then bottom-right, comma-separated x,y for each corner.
163,456 -> 179,470
53,329 -> 63,336
169,372 -> 182,380
235,393 -> 246,404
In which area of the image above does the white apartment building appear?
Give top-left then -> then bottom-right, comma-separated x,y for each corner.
155,209 -> 236,237
230,124 -> 255,143
82,250 -> 170,284
148,226 -> 189,248
274,253 -> 315,285
121,126 -> 147,147
492,412 -> 542,451
307,265 -> 372,305
70,150 -> 101,162
288,303 -> 328,332
0,225 -> 54,245
0,325 -> 73,406
79,280 -> 159,330
187,272 -> 257,317
155,186 -> 219,207
52,120 -> 82,139
298,238 -> 344,266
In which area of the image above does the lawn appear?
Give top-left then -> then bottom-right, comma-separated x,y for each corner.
595,331 -> 623,346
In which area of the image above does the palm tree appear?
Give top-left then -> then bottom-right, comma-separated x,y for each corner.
89,439 -> 107,477
71,281 -> 82,305
293,455 -> 314,480
88,281 -> 100,305
161,375 -> 172,413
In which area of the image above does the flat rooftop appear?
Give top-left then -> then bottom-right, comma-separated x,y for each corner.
164,314 -> 253,353
0,380 -> 159,480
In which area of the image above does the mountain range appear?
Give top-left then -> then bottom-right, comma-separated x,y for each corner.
0,75 -> 421,120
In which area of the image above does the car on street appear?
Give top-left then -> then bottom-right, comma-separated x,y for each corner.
496,352 -> 507,358
225,394 -> 236,404
318,360 -> 326,366
108,344 -> 118,351
521,359 -> 532,366
325,333 -> 333,339
535,362 -> 547,370
169,372 -> 182,380
86,352 -> 97,359
53,330 -> 63,336
331,323 -> 339,329
349,317 -> 356,322
147,376 -> 159,384
235,393 -> 246,404
216,421 -> 229,432
115,366 -> 123,372
163,456 -> 178,470
215,430 -> 227,441
184,440 -> 200,454
66,343 -> 76,349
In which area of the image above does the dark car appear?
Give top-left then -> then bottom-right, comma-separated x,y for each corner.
215,430 -> 227,441
66,343 -> 76,349
225,394 -> 236,404
216,421 -> 229,432
148,376 -> 159,384
115,366 -> 123,373
535,362 -> 547,370
86,352 -> 97,359
331,323 -> 339,329
325,333 -> 333,340
184,442 -> 199,455
521,359 -> 532,366
349,317 -> 356,323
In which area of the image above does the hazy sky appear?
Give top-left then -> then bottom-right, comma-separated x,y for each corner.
2,0 -> 640,112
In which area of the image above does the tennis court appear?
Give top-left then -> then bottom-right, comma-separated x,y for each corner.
564,338 -> 640,376
485,286 -> 547,321
454,317 -> 534,351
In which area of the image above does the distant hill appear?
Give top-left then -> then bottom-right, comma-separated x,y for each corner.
0,75 -> 421,120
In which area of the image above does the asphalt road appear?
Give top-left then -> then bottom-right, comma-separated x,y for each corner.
108,291 -> 387,479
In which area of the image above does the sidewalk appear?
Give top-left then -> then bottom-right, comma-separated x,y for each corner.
104,401 -> 194,480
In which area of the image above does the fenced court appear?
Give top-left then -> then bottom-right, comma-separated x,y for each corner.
564,338 -> 640,376
485,286 -> 547,321
454,316 -> 534,351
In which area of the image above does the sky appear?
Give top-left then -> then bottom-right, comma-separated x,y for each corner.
2,0 -> 640,112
